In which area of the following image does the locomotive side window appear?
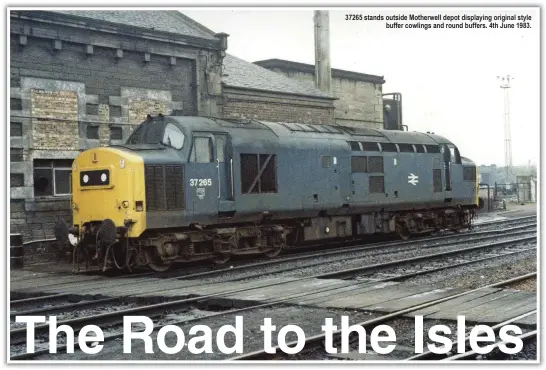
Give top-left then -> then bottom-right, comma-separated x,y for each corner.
398,143 -> 415,153
190,137 -> 213,163
463,167 -> 477,181
216,136 -> 225,162
361,142 -> 380,152
415,145 -> 426,153
162,123 -> 185,150
259,154 -> 277,193
348,141 -> 361,151
380,143 -> 397,152
448,145 -> 462,164
368,156 -> 384,173
321,156 -> 331,168
425,145 -> 440,153
351,157 -> 367,173
240,153 -> 278,194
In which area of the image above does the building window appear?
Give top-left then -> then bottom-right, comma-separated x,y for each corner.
87,125 -> 99,139
10,148 -> 23,162
10,174 -> 24,187
33,159 -> 73,197
10,122 -> 23,137
110,126 -> 123,140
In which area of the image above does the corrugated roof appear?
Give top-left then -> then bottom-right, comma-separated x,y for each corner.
51,10 -> 217,40
222,54 -> 335,99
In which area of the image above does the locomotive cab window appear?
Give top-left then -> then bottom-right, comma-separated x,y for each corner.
126,120 -> 185,150
190,137 -> 213,163
162,123 -> 185,150
448,145 -> 462,164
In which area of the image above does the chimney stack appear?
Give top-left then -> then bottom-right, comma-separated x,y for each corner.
314,10 -> 332,94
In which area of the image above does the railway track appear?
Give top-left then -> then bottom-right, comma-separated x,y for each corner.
10,228 -> 536,320
10,232 -> 535,359
406,309 -> 537,361
228,272 -> 537,361
10,220 -> 536,302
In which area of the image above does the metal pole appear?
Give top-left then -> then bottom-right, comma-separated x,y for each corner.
497,75 -> 513,178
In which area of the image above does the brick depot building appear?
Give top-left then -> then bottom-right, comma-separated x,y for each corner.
9,10 -> 383,240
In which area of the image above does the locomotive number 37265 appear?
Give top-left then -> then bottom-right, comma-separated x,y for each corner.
189,178 -> 212,187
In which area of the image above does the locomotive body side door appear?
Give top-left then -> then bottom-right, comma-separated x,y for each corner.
215,133 -> 236,213
187,132 -> 219,222
441,144 -> 453,199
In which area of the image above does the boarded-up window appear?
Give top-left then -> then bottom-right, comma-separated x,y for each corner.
10,173 -> 24,187
87,125 -> 99,139
369,176 -> 385,193
10,148 -> 23,162
10,122 -> 22,137
240,154 -> 277,194
368,156 -> 384,173
463,167 -> 476,181
433,169 -> 443,192
351,157 -> 367,173
110,126 -> 123,140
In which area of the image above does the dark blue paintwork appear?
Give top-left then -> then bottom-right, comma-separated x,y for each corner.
119,117 -> 477,230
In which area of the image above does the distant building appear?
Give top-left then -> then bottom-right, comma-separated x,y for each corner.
254,59 -> 386,129
222,55 -> 336,125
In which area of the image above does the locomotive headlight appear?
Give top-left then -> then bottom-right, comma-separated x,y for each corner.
120,159 -> 125,169
325,227 -> 330,234
122,201 -> 129,208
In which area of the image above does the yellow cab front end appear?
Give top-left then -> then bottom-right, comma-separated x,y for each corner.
72,147 -> 146,239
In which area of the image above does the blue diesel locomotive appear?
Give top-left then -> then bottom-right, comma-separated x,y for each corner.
58,115 -> 479,271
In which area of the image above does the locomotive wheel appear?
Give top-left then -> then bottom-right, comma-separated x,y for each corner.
144,249 -> 172,272
264,245 -> 283,258
212,254 -> 231,265
397,225 -> 411,241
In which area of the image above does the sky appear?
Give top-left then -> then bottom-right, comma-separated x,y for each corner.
182,7 -> 540,167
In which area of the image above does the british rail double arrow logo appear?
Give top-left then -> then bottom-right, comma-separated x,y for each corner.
408,173 -> 419,186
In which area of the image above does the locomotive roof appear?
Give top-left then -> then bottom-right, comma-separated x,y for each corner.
163,116 -> 453,146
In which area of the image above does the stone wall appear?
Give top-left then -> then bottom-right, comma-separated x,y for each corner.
261,67 -> 384,130
223,88 -> 335,125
